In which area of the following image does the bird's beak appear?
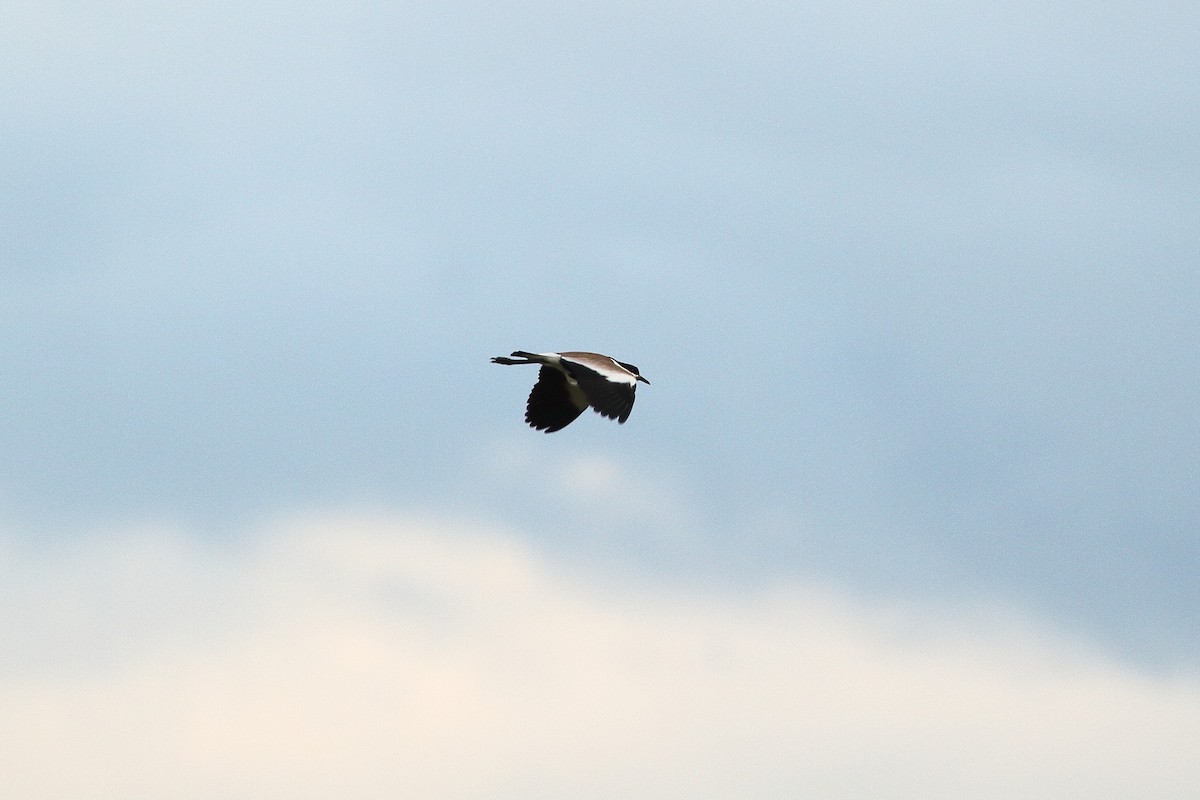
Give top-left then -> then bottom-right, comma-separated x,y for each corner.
638,375 -> 650,385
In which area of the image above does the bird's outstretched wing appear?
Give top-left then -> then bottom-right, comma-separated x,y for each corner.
563,361 -> 638,423
525,367 -> 587,432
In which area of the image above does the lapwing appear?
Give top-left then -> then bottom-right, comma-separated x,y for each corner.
491,350 -> 650,432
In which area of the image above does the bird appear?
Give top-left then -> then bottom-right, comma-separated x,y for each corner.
491,350 -> 650,432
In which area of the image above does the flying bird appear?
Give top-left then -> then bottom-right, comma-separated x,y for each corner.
491,350 -> 650,432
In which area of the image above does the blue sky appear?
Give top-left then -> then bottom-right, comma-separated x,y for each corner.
3,1 -> 1199,796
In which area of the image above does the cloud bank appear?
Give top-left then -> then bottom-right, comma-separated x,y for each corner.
3,513 -> 1196,799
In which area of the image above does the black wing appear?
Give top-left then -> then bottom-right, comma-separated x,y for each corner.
564,362 -> 638,423
525,367 -> 586,432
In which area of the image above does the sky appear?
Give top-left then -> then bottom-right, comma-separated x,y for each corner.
2,1 -> 1199,797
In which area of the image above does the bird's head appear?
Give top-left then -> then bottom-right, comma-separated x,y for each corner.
618,361 -> 650,385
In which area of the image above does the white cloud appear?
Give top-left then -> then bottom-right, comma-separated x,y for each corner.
2,513 -> 1197,800
480,440 -> 697,533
